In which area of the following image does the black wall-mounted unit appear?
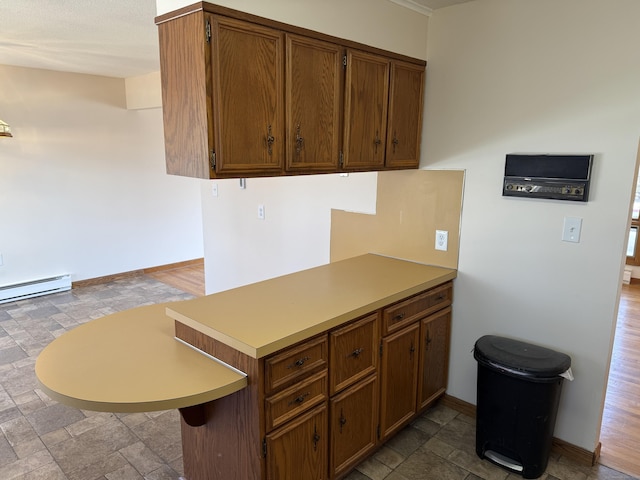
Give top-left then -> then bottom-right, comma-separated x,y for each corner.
502,154 -> 593,202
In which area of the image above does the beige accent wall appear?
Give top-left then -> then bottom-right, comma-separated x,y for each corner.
331,170 -> 464,268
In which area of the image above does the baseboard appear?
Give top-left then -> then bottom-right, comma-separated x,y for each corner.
72,259 -> 204,288
439,394 -> 599,467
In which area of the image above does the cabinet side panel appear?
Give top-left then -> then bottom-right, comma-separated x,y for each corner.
176,322 -> 264,480
158,11 -> 211,179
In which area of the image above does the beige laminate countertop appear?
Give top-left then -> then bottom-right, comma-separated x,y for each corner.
35,303 -> 247,413
167,254 -> 456,359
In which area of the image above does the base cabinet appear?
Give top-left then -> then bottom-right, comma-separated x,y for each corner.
177,281 -> 453,480
266,404 -> 328,480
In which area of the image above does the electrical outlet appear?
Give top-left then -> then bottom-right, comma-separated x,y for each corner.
258,204 -> 265,220
435,230 -> 448,251
212,183 -> 218,197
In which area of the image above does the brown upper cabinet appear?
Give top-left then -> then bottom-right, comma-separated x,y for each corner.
156,3 -> 426,179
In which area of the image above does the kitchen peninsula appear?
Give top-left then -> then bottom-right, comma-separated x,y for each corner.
36,254 -> 456,480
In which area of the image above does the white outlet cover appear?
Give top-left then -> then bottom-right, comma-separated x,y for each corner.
435,230 -> 448,251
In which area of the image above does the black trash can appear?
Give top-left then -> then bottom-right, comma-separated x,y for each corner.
474,335 -> 571,479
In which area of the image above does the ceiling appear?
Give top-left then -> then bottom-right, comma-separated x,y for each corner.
0,0 -> 472,79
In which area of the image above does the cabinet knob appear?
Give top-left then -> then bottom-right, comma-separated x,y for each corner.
392,135 -> 399,153
287,356 -> 310,369
288,391 -> 310,406
350,347 -> 364,358
392,313 -> 405,322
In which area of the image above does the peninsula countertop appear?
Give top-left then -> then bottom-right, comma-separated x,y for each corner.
36,254 -> 455,414
36,302 -> 247,413
167,254 -> 457,359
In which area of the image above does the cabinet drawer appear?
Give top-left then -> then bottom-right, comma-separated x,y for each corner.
265,371 -> 327,432
329,313 -> 379,395
382,282 -> 452,336
265,335 -> 328,394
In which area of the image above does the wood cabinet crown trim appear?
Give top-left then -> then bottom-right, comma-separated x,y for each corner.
156,2 -> 426,66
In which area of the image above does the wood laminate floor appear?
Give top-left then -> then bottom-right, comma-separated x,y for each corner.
599,283 -> 640,478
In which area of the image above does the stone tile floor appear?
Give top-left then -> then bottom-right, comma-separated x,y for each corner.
0,275 -> 637,480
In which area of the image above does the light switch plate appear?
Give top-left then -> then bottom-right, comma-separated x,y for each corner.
562,217 -> 582,243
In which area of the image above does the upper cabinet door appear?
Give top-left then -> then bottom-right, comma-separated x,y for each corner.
286,35 -> 343,173
211,16 -> 285,176
386,61 -> 425,169
342,50 -> 390,171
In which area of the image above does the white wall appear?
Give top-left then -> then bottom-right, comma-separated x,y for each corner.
0,65 -> 203,284
424,0 -> 640,451
156,0 -> 430,293
201,174 -> 377,293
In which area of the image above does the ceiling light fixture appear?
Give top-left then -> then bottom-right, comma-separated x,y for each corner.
0,119 -> 12,137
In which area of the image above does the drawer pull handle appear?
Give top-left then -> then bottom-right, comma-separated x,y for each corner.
287,356 -> 310,369
392,313 -> 405,322
288,392 -> 310,406
266,125 -> 275,155
436,294 -> 445,300
350,348 -> 364,358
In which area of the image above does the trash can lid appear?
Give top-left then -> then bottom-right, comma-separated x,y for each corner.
474,335 -> 571,378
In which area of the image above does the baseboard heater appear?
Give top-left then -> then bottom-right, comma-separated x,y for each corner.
0,275 -> 72,304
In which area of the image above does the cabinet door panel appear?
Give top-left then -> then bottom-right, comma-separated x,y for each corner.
286,35 -> 343,172
266,404 -> 328,480
330,375 -> 378,479
342,50 -> 389,171
212,17 -> 284,175
386,61 -> 424,168
379,323 -> 419,440
418,307 -> 451,411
